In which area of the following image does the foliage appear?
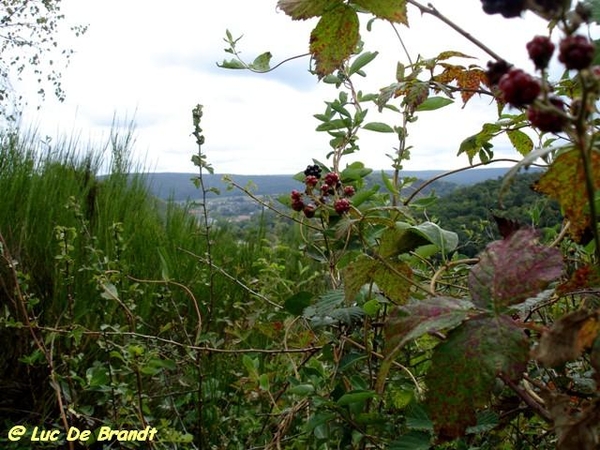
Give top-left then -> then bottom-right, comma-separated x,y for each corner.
0,0 -> 87,119
2,0 -> 600,449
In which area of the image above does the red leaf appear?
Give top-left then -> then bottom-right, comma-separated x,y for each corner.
468,229 -> 563,312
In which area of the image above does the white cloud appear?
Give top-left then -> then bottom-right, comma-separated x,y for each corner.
18,0 -> 598,174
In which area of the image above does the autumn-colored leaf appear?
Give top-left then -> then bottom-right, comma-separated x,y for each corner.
425,315 -> 529,440
372,259 -> 412,304
383,296 -> 474,357
402,81 -> 429,114
533,309 -> 600,367
468,228 -> 563,312
343,254 -> 376,302
309,4 -> 359,78
456,68 -> 487,105
557,264 -> 600,295
277,0 -> 336,20
353,0 -> 408,25
544,392 -> 600,450
434,63 -> 463,85
533,150 -> 600,241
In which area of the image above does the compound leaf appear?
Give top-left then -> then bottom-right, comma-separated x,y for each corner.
469,229 -> 563,312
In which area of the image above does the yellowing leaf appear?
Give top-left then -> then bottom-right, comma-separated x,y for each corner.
534,150 -> 600,241
353,0 -> 408,25
457,68 -> 487,105
309,4 -> 359,78
277,0 -> 336,20
507,129 -> 534,156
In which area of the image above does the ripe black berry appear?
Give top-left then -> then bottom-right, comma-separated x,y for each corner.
558,35 -> 595,70
303,164 -> 322,178
527,97 -> 568,132
526,36 -> 555,70
498,68 -> 541,107
481,0 -> 526,18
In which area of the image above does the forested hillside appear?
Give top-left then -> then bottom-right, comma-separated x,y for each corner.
429,171 -> 562,256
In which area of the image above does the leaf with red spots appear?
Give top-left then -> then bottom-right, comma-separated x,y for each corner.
277,0 -> 336,20
309,4 -> 359,78
353,0 -> 408,25
533,150 -> 600,241
468,228 -> 563,312
425,315 -> 529,441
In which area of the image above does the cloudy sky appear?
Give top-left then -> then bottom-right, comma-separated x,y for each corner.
20,1 -> 568,174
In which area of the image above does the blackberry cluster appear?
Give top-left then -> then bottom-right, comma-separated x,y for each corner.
480,0 -> 525,18
290,167 -> 355,218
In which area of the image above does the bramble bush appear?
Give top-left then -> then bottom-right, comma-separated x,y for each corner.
1,0 -> 600,449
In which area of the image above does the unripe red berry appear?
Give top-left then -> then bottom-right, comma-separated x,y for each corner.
291,197 -> 305,212
304,175 -> 319,187
558,35 -> 595,70
527,97 -> 568,133
324,172 -> 340,187
498,68 -> 541,107
334,198 -> 351,215
343,186 -> 356,197
303,204 -> 316,218
486,60 -> 512,86
526,36 -> 555,70
320,184 -> 333,196
291,189 -> 302,201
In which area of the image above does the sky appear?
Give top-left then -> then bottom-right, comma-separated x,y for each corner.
17,1 -> 578,175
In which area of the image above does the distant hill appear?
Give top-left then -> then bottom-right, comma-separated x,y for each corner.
136,167 -> 529,202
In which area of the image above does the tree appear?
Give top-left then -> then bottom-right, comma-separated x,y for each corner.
0,0 -> 86,120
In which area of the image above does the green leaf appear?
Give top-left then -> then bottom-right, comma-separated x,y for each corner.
337,389 -> 377,406
425,315 -> 529,440
362,121 -> 394,133
284,291 -> 314,316
289,384 -> 316,395
348,51 -> 379,76
405,222 -> 458,255
507,129 -> 533,156
353,0 -> 409,24
416,96 -> 454,111
217,58 -> 246,70
309,4 -> 360,78
372,260 -> 413,304
251,52 -> 272,71
389,431 -> 432,450
277,0 -> 337,20
468,229 -> 563,312
340,162 -> 373,182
